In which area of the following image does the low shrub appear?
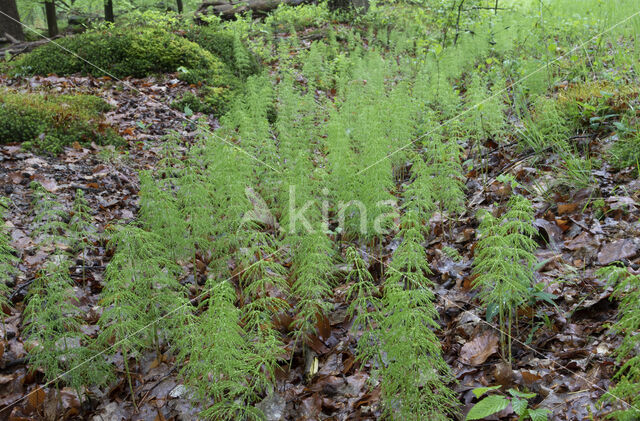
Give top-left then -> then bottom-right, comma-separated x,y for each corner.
183,25 -> 260,79
0,90 -> 123,154
17,26 -> 230,80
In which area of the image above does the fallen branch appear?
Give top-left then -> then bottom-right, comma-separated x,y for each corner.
0,37 -> 55,59
196,0 -> 311,20
3,32 -> 20,44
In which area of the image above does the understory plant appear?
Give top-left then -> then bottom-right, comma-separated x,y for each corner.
466,386 -> 549,421
374,210 -> 458,420
69,189 -> 96,281
178,279 -> 265,420
0,198 -> 16,316
597,265 -> 640,420
31,182 -> 71,249
23,257 -> 109,400
472,195 -> 537,362
98,225 -> 190,407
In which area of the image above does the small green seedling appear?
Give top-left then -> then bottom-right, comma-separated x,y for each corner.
466,387 -> 550,420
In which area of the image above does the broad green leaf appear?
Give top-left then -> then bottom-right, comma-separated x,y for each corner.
472,385 -> 502,399
485,302 -> 499,323
508,388 -> 537,399
528,408 -> 551,421
511,397 -> 528,416
466,395 -> 509,420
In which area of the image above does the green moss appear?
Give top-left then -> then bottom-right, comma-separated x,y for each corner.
0,90 -> 123,154
17,27 -> 226,79
183,25 -> 260,79
16,26 -> 243,117
557,81 -> 639,130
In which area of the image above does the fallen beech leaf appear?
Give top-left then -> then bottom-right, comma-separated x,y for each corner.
7,172 -> 23,184
460,331 -> 499,365
26,387 -> 45,412
31,175 -> 58,192
0,373 -> 13,385
557,203 -> 578,214
598,239 -> 638,265
521,371 -> 543,384
555,218 -> 571,232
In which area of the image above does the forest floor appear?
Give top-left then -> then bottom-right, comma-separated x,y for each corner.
1,12 -> 640,421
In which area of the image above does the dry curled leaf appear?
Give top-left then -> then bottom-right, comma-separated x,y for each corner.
460,331 -> 499,365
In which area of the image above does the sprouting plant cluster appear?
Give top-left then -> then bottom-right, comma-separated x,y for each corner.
10,0 -> 640,418
0,198 -> 16,319
472,195 -> 537,362
598,265 -> 640,420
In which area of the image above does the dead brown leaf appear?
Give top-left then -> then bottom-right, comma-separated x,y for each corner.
460,331 -> 499,365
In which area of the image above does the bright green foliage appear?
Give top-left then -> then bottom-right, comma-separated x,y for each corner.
274,72 -> 334,341
69,189 -> 96,282
518,97 -> 572,155
31,182 -> 69,248
345,247 -> 379,328
0,198 -> 16,316
598,265 -> 640,420
178,279 -> 264,421
264,2 -> 329,30
466,395 -> 510,420
464,72 -> 507,143
69,190 -> 94,252
466,387 -> 549,421
184,25 -> 260,78
23,258 -> 110,392
610,130 -> 640,171
359,211 -> 458,420
424,134 -> 465,223
138,172 -> 190,261
238,237 -> 288,392
98,225 -> 189,362
0,89 -> 122,153
472,195 -> 537,361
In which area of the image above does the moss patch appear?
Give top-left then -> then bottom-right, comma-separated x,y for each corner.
0,90 -> 123,154
557,81 -> 640,131
14,26 -> 251,116
183,26 -> 260,79
17,27 -> 227,79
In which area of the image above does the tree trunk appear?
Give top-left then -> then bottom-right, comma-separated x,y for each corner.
0,0 -> 25,41
104,0 -> 114,22
44,0 -> 58,38
176,0 -> 183,13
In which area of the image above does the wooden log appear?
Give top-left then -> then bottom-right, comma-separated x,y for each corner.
0,37 -> 56,58
196,0 -> 311,20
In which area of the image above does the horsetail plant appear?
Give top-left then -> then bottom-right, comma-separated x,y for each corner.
472,195 -> 537,362
0,198 -> 16,329
359,210 -> 458,420
31,182 -> 69,249
98,224 -> 190,407
69,189 -> 95,281
178,279 -> 265,421
597,265 -> 640,420
23,256 -> 110,406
